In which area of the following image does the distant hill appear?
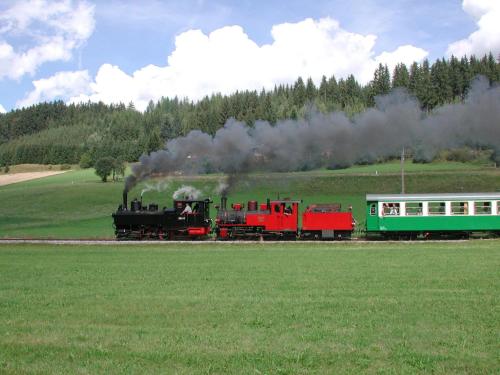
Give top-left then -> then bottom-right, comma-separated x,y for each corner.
0,53 -> 499,168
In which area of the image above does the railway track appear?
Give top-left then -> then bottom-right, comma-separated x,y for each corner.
0,238 -> 493,245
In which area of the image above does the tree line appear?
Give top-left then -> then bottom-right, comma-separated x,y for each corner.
0,53 -> 499,169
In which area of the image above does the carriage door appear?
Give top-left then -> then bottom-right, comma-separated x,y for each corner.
366,201 -> 379,231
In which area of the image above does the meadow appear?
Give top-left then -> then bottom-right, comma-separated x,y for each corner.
0,161 -> 499,239
0,241 -> 498,374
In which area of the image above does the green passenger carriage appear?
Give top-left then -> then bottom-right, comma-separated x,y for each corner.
366,193 -> 500,239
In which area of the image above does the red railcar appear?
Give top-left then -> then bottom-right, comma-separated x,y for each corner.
301,203 -> 355,240
215,198 -> 355,240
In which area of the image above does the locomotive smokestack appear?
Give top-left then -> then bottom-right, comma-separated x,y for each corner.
123,190 -> 128,210
221,197 -> 227,210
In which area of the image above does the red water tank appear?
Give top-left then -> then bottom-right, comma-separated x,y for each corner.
248,200 -> 258,211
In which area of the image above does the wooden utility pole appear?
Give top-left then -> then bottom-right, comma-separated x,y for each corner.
401,147 -> 405,194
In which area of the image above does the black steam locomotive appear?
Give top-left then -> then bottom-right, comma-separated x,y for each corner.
112,191 -> 212,240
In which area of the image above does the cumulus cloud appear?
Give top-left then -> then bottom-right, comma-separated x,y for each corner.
0,104 -> 6,114
24,17 -> 428,111
0,0 -> 95,80
376,45 -> 429,72
447,0 -> 500,57
17,70 -> 91,108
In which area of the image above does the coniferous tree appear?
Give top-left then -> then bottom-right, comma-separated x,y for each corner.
319,75 -> 328,104
327,74 -> 340,109
431,58 -> 452,106
392,63 -> 410,89
408,61 -> 421,94
258,93 -> 277,124
449,55 -> 464,99
305,77 -> 317,102
372,63 -> 391,96
218,97 -> 231,127
487,52 -> 499,82
417,59 -> 435,111
459,56 -> 472,97
146,129 -> 162,154
365,64 -> 389,106
469,55 -> 482,77
293,77 -> 306,107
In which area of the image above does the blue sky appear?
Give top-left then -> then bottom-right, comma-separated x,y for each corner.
0,0 -> 498,112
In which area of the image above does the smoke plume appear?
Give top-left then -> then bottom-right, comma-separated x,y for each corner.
140,179 -> 170,197
214,179 -> 229,196
125,76 -> 500,193
172,185 -> 202,200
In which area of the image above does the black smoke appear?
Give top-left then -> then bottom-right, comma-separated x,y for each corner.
125,76 -> 500,193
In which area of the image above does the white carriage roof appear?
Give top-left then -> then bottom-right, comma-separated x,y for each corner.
366,193 -> 500,201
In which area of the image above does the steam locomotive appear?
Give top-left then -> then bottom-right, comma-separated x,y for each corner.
112,191 -> 212,240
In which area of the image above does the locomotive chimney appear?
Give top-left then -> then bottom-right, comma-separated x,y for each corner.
123,190 -> 128,210
221,196 -> 227,210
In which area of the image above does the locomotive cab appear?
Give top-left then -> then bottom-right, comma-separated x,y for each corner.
172,199 -> 213,237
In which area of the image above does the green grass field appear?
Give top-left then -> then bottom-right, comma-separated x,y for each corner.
0,161 -> 499,239
0,241 -> 498,374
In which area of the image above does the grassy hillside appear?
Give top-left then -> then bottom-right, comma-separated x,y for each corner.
0,241 -> 498,373
0,161 -> 499,238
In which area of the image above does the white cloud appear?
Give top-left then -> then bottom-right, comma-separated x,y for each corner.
0,104 -> 6,113
376,45 -> 429,72
17,70 -> 91,108
447,0 -> 500,57
0,0 -> 95,80
24,17 -> 428,111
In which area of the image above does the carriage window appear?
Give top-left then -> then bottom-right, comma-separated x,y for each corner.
382,203 -> 400,216
274,205 -> 280,213
474,201 -> 491,215
451,202 -> 468,215
370,204 -> 376,216
406,202 -> 423,216
428,202 -> 446,215
497,201 -> 500,215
